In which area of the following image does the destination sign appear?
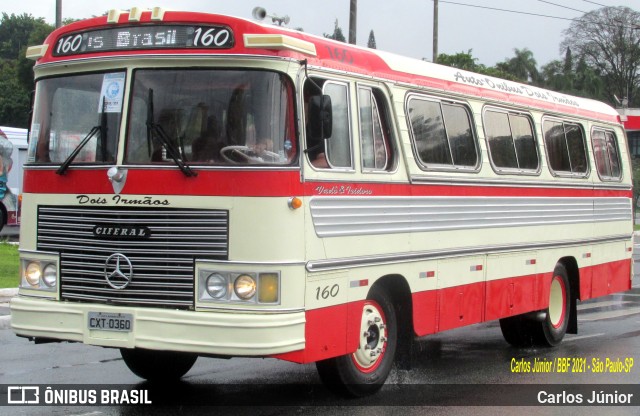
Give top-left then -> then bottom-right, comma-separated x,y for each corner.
52,24 -> 234,57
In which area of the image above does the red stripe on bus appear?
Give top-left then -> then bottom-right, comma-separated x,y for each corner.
22,169 -> 632,199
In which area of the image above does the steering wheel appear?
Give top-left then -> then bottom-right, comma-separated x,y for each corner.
220,145 -> 281,164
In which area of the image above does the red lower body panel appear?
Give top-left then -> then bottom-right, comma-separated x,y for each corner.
276,259 -> 631,363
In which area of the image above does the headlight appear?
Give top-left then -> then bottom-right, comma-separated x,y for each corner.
234,274 -> 257,300
25,262 -> 42,286
206,273 -> 227,299
198,269 -> 280,304
42,264 -> 58,288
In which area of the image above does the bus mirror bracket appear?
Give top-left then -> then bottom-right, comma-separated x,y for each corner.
308,95 -> 332,140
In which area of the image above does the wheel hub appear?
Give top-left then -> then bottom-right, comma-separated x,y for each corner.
352,301 -> 387,372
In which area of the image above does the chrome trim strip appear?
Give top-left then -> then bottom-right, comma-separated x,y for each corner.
195,306 -> 306,314
306,234 -> 632,272
410,175 -> 632,190
197,259 -> 306,266
19,249 -> 60,256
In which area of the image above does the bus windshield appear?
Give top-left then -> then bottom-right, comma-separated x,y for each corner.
125,69 -> 297,166
29,72 -> 123,165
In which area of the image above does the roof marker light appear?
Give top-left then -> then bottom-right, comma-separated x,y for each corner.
244,34 -> 317,56
107,9 -> 123,24
129,7 -> 143,22
26,44 -> 48,60
151,7 -> 166,21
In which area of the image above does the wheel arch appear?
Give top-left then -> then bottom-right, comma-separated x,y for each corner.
369,274 -> 414,369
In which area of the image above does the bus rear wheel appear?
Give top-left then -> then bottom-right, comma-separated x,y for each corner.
537,264 -> 570,346
120,348 -> 197,381
499,263 -> 570,348
315,285 -> 397,397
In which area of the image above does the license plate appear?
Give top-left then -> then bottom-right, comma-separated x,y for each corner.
88,312 -> 133,332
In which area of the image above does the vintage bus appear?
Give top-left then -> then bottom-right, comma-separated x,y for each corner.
11,7 -> 633,396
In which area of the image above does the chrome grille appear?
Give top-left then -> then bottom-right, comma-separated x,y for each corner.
37,206 -> 229,309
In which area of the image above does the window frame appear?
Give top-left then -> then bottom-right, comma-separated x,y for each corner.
482,106 -> 541,176
356,84 -> 397,173
541,116 -> 590,178
321,80 -> 354,171
591,126 -> 623,182
405,93 -> 481,173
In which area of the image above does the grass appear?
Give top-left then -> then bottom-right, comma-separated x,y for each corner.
0,241 -> 19,289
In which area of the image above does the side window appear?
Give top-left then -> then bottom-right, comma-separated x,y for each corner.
358,87 -> 393,171
543,119 -> 588,175
592,128 -> 622,180
324,82 -> 352,168
483,108 -> 539,172
407,96 -> 478,169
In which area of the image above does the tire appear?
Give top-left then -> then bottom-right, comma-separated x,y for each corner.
536,264 -> 570,346
499,314 -> 535,347
120,348 -> 197,382
499,263 -> 570,348
316,285 -> 397,397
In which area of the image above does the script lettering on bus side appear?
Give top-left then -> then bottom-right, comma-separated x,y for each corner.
453,71 -> 580,107
314,185 -> 373,196
77,195 -> 170,206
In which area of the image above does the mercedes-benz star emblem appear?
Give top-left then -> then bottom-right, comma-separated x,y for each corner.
104,253 -> 133,289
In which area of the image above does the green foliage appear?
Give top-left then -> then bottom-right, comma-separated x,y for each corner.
0,13 -> 53,127
495,48 -> 539,84
367,30 -> 377,49
324,19 -> 346,42
0,242 -> 19,289
436,50 -> 517,81
0,60 -> 30,127
561,6 -> 640,106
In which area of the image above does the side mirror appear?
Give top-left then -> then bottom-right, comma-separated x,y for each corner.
308,95 -> 332,140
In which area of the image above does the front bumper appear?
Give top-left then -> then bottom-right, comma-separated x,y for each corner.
10,296 -> 306,356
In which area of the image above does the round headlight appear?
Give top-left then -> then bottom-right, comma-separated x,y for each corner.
25,262 -> 42,286
206,273 -> 227,299
42,264 -> 58,288
234,274 -> 256,300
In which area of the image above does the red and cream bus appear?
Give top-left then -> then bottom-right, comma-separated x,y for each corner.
11,7 -> 633,396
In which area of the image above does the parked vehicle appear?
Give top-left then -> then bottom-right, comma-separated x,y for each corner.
0,126 -> 26,232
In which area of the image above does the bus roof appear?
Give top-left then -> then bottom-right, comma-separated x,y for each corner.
31,7 -> 619,124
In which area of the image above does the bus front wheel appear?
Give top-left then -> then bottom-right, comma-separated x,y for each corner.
120,348 -> 197,381
315,285 -> 397,397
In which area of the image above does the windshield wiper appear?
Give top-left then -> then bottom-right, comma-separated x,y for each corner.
57,97 -> 108,175
146,89 -> 197,177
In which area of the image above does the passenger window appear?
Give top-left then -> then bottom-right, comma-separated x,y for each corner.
543,119 -> 588,175
407,96 -> 478,169
358,87 -> 393,171
483,108 -> 538,172
592,128 -> 621,180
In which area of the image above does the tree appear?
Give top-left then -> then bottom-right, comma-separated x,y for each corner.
324,19 -> 346,42
0,60 -> 30,126
495,48 -> 539,84
367,30 -> 376,49
435,50 -> 517,81
561,6 -> 640,106
0,13 -> 53,127
436,49 -> 478,71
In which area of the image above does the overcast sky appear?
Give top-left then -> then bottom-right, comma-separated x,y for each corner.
2,0 -> 634,67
